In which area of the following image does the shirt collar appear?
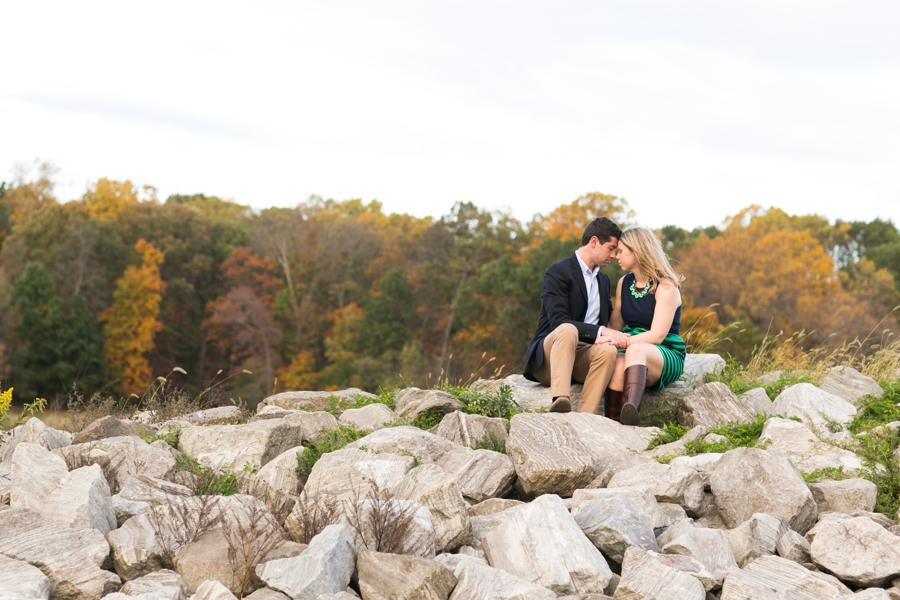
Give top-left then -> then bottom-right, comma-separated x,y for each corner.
574,252 -> 599,277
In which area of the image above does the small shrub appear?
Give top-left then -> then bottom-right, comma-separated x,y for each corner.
442,383 -> 520,420
345,480 -> 433,556
176,455 -> 239,496
287,493 -> 342,544
801,466 -> 848,483
145,493 -> 222,569
296,425 -> 370,478
646,423 -> 689,450
411,411 -> 443,431
222,500 -> 286,595
849,381 -> 900,434
141,425 -> 182,449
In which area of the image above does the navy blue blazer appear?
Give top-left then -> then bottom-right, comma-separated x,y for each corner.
522,253 -> 612,380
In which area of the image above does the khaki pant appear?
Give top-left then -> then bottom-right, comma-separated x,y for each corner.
533,323 -> 617,414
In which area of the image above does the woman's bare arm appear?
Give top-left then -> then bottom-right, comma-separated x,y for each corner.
608,276 -> 626,331
626,280 -> 681,346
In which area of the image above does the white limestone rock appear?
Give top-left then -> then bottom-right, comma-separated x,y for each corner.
442,553 -> 556,600
807,478 -> 877,514
615,547 -> 705,600
260,388 -> 374,411
337,403 -> 398,431
506,414 -> 594,497
676,382 -> 756,430
571,487 -> 668,529
41,464 -> 117,534
177,419 -> 305,470
348,497 -> 436,558
0,506 -> 120,599
432,411 -> 508,451
19,417 -> 72,451
356,550 -> 457,600
120,569 -> 188,600
608,461 -> 705,516
775,529 -> 812,565
467,504 -> 529,551
721,554 -> 852,600
669,453 -> 723,489
571,497 -> 659,563
661,526 -> 737,586
256,446 -> 304,496
481,493 -> 612,596
73,415 -> 149,444
758,418 -> 864,474
281,411 -> 342,445
468,498 -> 524,517
193,579 -> 238,600
820,366 -> 883,405
681,354 -> 726,387
9,442 -> 69,513
255,524 -> 356,600
394,463 -> 470,553
0,553 -> 51,600
740,388 -> 774,416
54,436 -> 177,493
561,412 -> 655,475
709,447 -> 818,534
810,516 -> 900,586
772,383 -> 857,438
394,388 -> 464,422
723,513 -> 789,567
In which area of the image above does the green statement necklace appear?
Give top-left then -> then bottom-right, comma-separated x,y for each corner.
630,277 -> 653,299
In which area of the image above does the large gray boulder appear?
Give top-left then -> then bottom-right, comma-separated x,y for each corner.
440,554 -> 556,600
709,447 -> 818,533
570,487 -> 668,529
19,417 -> 73,451
0,553 -> 51,600
481,493 -> 612,596
394,464 -> 470,553
192,579 -> 238,600
607,461 -> 705,516
41,464 -> 117,535
661,526 -> 737,586
615,547 -> 705,600
471,374 -> 581,412
807,478 -> 877,513
357,550 -> 457,600
505,414 -> 595,497
810,516 -> 900,586
758,418 -> 864,473
54,436 -> 177,493
668,453 -> 723,488
0,507 -> 120,599
819,366 -> 883,405
676,382 -> 756,429
256,446 -> 303,496
772,383 -> 857,437
178,419 -> 305,470
255,524 -> 356,600
259,388 -> 374,411
73,415 -> 149,444
394,388 -> 464,422
9,442 -> 69,513
337,403 -> 398,431
571,497 -> 659,563
740,388 -> 774,415
723,513 -> 789,567
561,412 -> 654,475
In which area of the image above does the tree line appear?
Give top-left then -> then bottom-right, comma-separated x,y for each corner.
1,161 -> 898,405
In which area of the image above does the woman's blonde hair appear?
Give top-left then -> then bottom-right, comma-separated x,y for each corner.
619,226 -> 684,292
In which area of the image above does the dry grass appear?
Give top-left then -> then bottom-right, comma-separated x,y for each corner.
222,500 -> 287,596
145,494 -> 223,569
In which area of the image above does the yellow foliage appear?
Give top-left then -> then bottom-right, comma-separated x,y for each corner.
536,192 -> 635,240
0,385 -> 12,419
100,239 -> 166,394
277,350 -> 320,391
82,178 -> 139,222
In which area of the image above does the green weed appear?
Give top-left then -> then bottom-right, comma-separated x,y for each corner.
175,454 -> 239,496
296,425 -> 371,478
411,411 -> 443,430
442,384 -> 520,420
849,381 -> 900,434
646,423 -> 689,450
801,467 -> 848,483
141,425 -> 182,449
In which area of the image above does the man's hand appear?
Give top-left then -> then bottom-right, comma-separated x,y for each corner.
594,335 -> 616,346
602,328 -> 630,349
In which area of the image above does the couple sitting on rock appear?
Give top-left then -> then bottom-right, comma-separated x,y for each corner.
523,217 -> 685,425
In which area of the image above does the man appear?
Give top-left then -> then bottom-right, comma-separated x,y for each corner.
522,217 -> 628,416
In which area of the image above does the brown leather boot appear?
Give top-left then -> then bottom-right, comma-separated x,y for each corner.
549,395 -> 571,413
604,389 -> 623,422
620,365 -> 648,426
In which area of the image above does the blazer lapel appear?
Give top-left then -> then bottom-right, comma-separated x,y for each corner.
598,273 -> 610,326
569,254 -> 588,304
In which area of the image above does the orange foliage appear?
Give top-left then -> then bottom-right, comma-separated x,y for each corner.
82,178 -> 140,222
100,239 -> 166,394
277,350 -> 320,391
221,247 -> 283,308
536,192 -> 635,240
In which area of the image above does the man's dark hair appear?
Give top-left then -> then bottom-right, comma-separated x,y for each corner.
581,217 -> 622,246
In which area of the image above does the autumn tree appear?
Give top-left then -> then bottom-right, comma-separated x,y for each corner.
82,178 -> 141,222
101,239 -> 166,394
535,192 -> 635,241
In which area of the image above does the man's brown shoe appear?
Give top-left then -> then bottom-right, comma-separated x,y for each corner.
549,396 -> 571,413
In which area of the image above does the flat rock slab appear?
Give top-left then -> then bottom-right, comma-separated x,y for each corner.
441,554 -> 556,600
432,411 -> 508,451
661,526 -> 737,585
41,464 -> 117,535
572,497 -> 659,563
73,416 -> 149,444
395,464 -> 470,553
338,403 -> 398,431
0,507 -> 120,599
120,568 -> 188,600
819,366 -> 883,405
735,555 -> 851,599
608,461 -> 705,516
709,447 -> 818,534
506,414 -> 595,497
758,418 -> 864,474
810,516 -> 900,586
615,547 -> 705,600
681,354 -> 726,387
471,374 -> 582,412
560,412 -> 654,475
807,478 -> 877,513
571,487 -> 668,530
54,436 -> 177,493
395,388 -> 464,422
357,550 -> 457,600
178,419 -> 306,470
676,382 -> 756,429
0,553 -> 51,600
772,383 -> 856,438
482,493 -> 612,596
260,388 -> 373,411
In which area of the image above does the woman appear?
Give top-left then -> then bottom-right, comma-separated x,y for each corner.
604,226 -> 685,425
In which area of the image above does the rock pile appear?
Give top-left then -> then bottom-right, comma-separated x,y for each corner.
2,361 -> 900,599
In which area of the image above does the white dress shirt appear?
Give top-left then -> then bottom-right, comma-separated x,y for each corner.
574,252 -> 603,334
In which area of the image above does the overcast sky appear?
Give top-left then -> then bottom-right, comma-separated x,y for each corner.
1,1 -> 898,229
